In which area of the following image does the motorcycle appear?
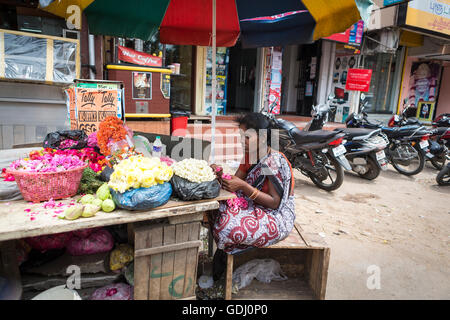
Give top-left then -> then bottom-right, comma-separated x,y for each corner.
346,97 -> 433,176
303,95 -> 389,180
387,100 -> 449,170
261,110 -> 351,191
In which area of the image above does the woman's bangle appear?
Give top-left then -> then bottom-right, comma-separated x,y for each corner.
252,190 -> 260,200
249,188 -> 259,200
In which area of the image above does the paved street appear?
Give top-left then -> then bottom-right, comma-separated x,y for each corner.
294,163 -> 450,299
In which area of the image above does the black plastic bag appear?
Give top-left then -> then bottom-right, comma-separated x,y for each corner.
99,166 -> 114,182
43,130 -> 88,150
171,175 -> 220,201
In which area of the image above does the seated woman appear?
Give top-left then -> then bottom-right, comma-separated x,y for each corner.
209,113 -> 296,277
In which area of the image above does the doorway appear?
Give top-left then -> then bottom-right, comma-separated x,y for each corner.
227,42 -> 257,113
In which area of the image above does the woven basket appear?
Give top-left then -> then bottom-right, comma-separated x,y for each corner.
7,164 -> 88,203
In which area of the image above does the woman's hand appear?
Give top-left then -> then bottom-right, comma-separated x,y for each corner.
210,164 -> 223,179
221,175 -> 245,193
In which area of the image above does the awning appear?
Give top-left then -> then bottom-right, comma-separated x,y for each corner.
40,0 -> 373,48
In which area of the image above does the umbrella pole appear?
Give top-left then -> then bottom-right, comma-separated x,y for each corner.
210,0 -> 217,164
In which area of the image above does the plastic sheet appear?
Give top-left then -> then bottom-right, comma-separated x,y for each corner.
111,182 -> 172,211
43,130 -> 88,150
4,33 -> 77,83
232,259 -> 288,290
66,228 -> 114,256
171,175 -> 220,201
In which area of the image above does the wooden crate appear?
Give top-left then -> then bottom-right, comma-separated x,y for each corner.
133,221 -> 202,300
227,223 -> 330,300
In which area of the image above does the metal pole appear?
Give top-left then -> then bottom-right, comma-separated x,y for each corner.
210,0 -> 217,163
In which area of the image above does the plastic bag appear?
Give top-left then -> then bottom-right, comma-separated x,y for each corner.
72,227 -> 101,239
90,283 -> 133,300
43,130 -> 88,150
111,182 -> 172,211
25,232 -> 73,252
66,228 -> 114,256
109,244 -> 134,271
133,135 -> 152,158
171,175 -> 220,201
232,259 -> 288,290
99,166 -> 114,182
124,261 -> 134,286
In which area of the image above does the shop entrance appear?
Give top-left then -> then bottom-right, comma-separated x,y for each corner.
296,42 -> 320,116
227,42 -> 257,113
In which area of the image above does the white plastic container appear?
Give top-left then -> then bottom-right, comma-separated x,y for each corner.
32,285 -> 82,300
152,136 -> 163,158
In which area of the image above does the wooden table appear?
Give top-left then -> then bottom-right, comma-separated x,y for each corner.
0,190 -> 235,300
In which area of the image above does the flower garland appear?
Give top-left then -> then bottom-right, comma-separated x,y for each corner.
97,116 -> 128,156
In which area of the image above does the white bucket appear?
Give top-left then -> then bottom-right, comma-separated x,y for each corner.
32,285 -> 82,300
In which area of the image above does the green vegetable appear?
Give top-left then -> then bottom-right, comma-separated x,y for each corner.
82,204 -> 100,218
80,194 -> 96,205
92,198 -> 103,207
101,199 -> 115,212
64,205 -> 83,220
96,183 -> 111,201
78,168 -> 104,195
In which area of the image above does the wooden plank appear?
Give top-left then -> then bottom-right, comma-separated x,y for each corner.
225,254 -> 234,300
0,197 -> 227,242
168,212 -> 204,225
160,224 -> 176,300
184,222 -> 200,298
133,225 -> 151,300
317,248 -> 330,300
268,225 -> 308,249
135,240 -> 202,257
148,225 -> 163,300
181,223 -> 192,298
306,248 -> 329,300
171,224 -> 187,300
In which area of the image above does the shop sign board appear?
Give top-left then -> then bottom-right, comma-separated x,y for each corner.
345,68 -> 373,92
406,0 -> 450,36
66,88 -> 123,134
118,46 -> 162,67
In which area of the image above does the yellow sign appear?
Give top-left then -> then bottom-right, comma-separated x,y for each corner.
406,0 -> 450,36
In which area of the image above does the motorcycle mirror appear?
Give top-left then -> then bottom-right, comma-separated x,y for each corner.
360,93 -> 366,101
328,93 -> 335,100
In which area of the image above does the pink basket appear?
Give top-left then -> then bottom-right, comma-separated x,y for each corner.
7,164 -> 88,203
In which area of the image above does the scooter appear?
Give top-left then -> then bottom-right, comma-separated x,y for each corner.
346,98 -> 433,176
304,94 -> 389,180
261,108 -> 351,191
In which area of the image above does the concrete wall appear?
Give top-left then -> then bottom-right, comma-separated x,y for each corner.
281,45 -> 298,113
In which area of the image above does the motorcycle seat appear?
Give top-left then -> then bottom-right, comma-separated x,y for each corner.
291,128 -> 339,144
382,126 -> 429,138
334,127 -> 378,139
432,127 -> 448,136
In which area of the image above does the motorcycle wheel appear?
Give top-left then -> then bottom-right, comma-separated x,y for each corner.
308,152 -> 344,191
390,144 -> 425,176
358,157 -> 381,180
436,165 -> 450,186
430,155 -> 447,170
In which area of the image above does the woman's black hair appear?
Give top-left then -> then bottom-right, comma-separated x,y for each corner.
235,112 -> 273,146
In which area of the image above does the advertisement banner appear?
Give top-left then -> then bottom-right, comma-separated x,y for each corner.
118,46 -> 162,67
345,68 -> 373,92
406,0 -> 450,36
268,49 -> 282,115
325,21 -> 364,46
70,89 -> 122,134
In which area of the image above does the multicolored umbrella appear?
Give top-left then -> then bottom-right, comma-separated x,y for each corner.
41,0 -> 373,48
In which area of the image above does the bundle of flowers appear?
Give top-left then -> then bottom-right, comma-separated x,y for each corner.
9,152 -> 85,173
172,159 -> 216,183
108,156 -> 173,193
97,116 -> 129,156
1,168 -> 15,181
87,132 -> 98,148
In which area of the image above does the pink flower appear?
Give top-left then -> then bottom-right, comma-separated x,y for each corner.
24,209 -> 31,213
43,199 -> 56,209
222,174 -> 232,180
216,166 -> 222,172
